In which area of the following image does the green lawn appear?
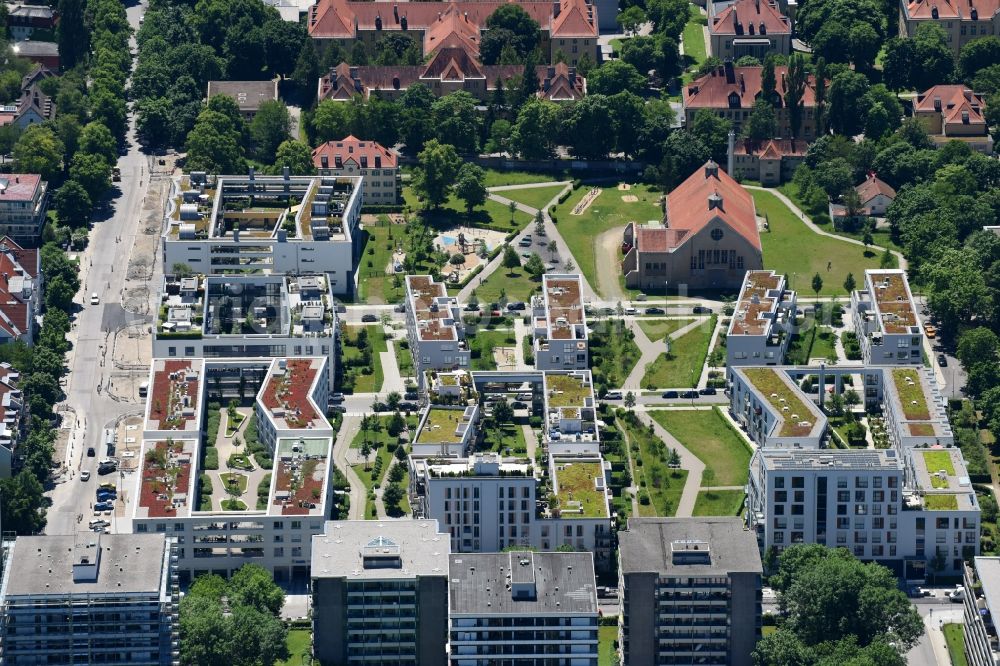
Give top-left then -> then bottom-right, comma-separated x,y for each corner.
481,422 -> 527,454
356,217 -> 417,304
651,408 -> 752,486
590,320 -> 642,394
620,414 -> 689,517
473,264 -> 543,305
341,325 -> 387,393
276,629 -> 311,666
549,184 -> 663,298
777,183 -> 905,253
469,330 -> 517,370
641,316 -> 716,389
943,623 -> 969,666
599,624 -> 618,666
637,318 -> 698,342
923,450 -> 956,475
693,489 -> 745,516
484,169 -> 566,188
404,186 -> 532,232
787,325 -> 838,364
682,4 -> 707,70
754,190 -> 885,296
497,185 -> 567,211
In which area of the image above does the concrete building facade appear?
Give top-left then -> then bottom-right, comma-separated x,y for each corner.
726,270 -> 796,367
0,174 -> 47,244
313,136 -> 401,205
851,269 -> 924,365
531,274 -> 589,371
406,275 -> 470,388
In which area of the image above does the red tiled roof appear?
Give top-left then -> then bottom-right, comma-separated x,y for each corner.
904,0 -> 998,19
914,85 -> 987,125
710,0 -> 790,36
540,62 -> 586,100
734,138 -> 808,158
0,237 -> 38,279
312,136 -> 398,169
856,175 -> 896,203
551,0 -> 598,36
0,237 -> 37,340
423,45 -> 486,80
684,64 -> 818,110
636,226 -> 688,252
424,5 -> 481,54
661,161 -> 759,251
0,174 -> 41,202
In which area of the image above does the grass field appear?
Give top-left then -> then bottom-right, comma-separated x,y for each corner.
641,316 -> 716,389
469,330 -> 517,370
497,185 -> 567,211
599,624 -> 618,666
403,186 -> 532,231
482,423 -> 528,454
637,318 -> 698,342
787,325 -> 838,364
550,184 -> 663,298
754,189 -> 885,296
341,325 -> 387,393
356,218 -> 417,304
943,623 -> 969,666
693,489 -> 745,516
484,169 -> 567,187
620,414 -> 688,517
276,629 -> 311,666
473,264 -> 543,304
777,183 -> 905,254
651,408 -> 752,486
682,4 -> 707,72
591,320 -> 642,394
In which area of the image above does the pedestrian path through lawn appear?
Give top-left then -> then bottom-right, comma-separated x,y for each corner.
649,408 -> 752,487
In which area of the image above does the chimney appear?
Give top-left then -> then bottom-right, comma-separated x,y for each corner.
705,160 -> 720,179
708,193 -> 724,210
727,130 -> 735,175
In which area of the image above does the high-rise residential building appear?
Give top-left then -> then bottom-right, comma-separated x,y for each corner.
405,275 -> 469,387
311,520 -> 450,666
448,550 -> 599,665
851,269 -> 924,366
0,533 -> 178,666
531,274 -> 589,371
618,517 -> 762,666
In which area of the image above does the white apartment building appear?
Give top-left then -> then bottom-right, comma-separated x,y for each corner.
851,269 -> 924,365
131,357 -> 334,582
0,533 -> 178,666
729,366 -> 827,449
0,174 -> 47,243
449,551 -> 599,666
311,520 -> 450,666
882,365 -> 954,449
0,363 -> 23,478
963,556 -> 1000,666
619,518 -> 762,666
746,446 -> 979,579
312,136 -> 401,205
543,371 -> 601,455
406,275 -> 469,388
160,169 -> 363,295
531,274 -> 589,371
727,270 -> 796,367
412,404 -> 480,457
153,274 -> 337,383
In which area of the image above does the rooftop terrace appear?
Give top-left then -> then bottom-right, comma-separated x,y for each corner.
741,367 -> 820,437
867,270 -> 918,334
147,359 -> 202,432
892,368 -> 932,420
271,437 -> 330,516
545,372 -> 592,409
551,459 -> 607,519
259,358 -> 324,430
415,407 -> 475,445
540,275 -> 586,341
729,270 -> 787,337
407,275 -> 461,342
137,438 -> 196,518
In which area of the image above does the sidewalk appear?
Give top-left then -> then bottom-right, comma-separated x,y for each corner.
331,414 -> 368,520
633,410 -> 704,517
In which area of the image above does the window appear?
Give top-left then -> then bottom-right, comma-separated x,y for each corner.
710,228 -> 724,241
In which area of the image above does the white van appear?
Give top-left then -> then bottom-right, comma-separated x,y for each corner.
605,390 -> 623,400
88,519 -> 107,529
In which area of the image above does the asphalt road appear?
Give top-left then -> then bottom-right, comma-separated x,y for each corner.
45,0 -> 152,537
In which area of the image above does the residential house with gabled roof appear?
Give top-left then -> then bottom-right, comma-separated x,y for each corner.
708,0 -> 792,60
313,136 -> 401,205
899,0 -> 999,56
913,85 -> 993,153
0,237 -> 40,347
730,138 -> 807,185
0,66 -> 56,130
829,174 -> 896,223
622,161 -> 763,290
684,62 -> 821,140
206,80 -> 279,121
307,0 -> 599,66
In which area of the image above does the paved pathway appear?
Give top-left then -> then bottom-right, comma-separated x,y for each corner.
331,414 -> 368,520
633,410 -> 704,517
513,317 -> 528,369
623,318 -> 709,390
522,423 -> 537,461
380,340 -> 405,394
744,185 -> 908,270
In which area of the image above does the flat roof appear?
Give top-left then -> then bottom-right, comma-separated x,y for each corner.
311,520 -> 450,579
2,533 -> 168,597
270,437 -> 332,516
145,359 -> 203,432
541,274 -> 586,341
887,367 -> 951,438
757,447 -> 902,471
206,80 -> 278,111
0,174 -> 42,202
975,557 -> 1000,617
407,275 -> 460,342
865,270 -> 918,334
136,438 -> 198,518
739,367 -> 824,438
910,447 -> 977,510
415,406 -> 472,444
620,517 -> 762,575
544,372 -> 592,409
729,270 -> 787,337
449,551 -> 597,615
552,460 -> 607,519
258,357 -> 327,430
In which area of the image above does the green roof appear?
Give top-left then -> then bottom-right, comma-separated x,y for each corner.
892,369 -> 932,421
924,494 -> 958,511
416,408 -> 466,444
546,374 -> 590,408
742,368 -> 816,437
554,462 -> 606,519
922,450 -> 955,476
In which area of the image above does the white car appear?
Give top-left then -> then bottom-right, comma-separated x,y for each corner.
80,470 -> 91,481
90,293 -> 100,305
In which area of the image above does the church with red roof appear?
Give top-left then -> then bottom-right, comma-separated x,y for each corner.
622,162 -> 763,291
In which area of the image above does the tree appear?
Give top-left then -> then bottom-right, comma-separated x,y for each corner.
185,110 -> 245,174
454,163 -> 487,214
78,122 -> 118,165
517,50 -> 541,108
564,95 -> 616,159
882,37 -> 916,91
743,98 -> 778,142
250,100 -> 290,164
227,563 -> 285,615
360,439 -> 372,469
843,272 -> 856,293
911,23 -> 956,91
811,273 -> 823,297
485,4 -> 541,59
645,0 -> 690,40
413,140 -> 460,208
547,240 -> 558,259
54,180 -> 92,229
785,53 -> 808,139
492,397 -> 514,425
431,92 -> 480,153
690,110 -> 732,164
862,225 -> 875,253
524,253 -> 545,279
828,70 -> 870,136
271,140 -> 314,175
0,470 -> 46,534
57,0 -> 89,69
45,274 -> 76,312
957,327 -> 999,370
624,391 -> 636,410
69,153 -> 112,202
383,482 -> 404,509
619,35 -> 657,74
502,245 -> 521,275
386,391 -> 402,412
510,99 -> 559,159
310,101 -> 352,144
481,28 -> 519,65
960,36 -> 1000,80
587,60 -> 646,96
617,6 -> 647,34
848,22 -> 880,74
13,125 -> 63,181
534,211 -> 545,235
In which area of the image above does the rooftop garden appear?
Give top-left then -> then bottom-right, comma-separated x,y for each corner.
416,408 -> 467,444
910,424 -> 937,436
925,494 -> 959,511
150,361 -> 199,430
923,450 -> 956,476
260,359 -> 318,428
742,368 -> 816,437
552,461 -> 606,519
892,369 -> 932,420
139,439 -> 192,518
274,452 -> 326,515
546,374 -> 591,408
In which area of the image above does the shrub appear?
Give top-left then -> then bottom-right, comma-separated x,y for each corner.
204,447 -> 219,470
200,474 -> 213,495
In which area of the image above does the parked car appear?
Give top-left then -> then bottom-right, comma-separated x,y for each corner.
624,307 -> 637,315
404,391 -> 418,401
937,353 -> 948,367
692,305 -> 712,314
518,236 -> 532,247
699,387 -> 718,396
361,314 -> 377,322
394,303 -> 406,313
399,402 -> 419,412
80,471 -> 91,481
87,447 -> 96,457
924,323 -> 937,338
511,401 -> 528,410
90,293 -> 100,305
329,393 -> 345,403
93,501 -> 114,512
948,586 -> 965,602
908,586 -> 932,598
644,307 -> 665,315
507,302 -> 526,311
681,390 -> 699,399
604,390 -> 623,400
521,252 -> 532,259
662,391 -> 679,399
